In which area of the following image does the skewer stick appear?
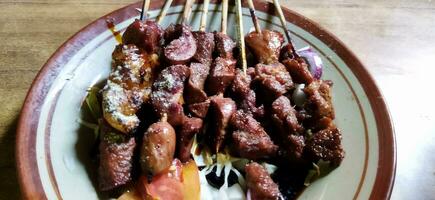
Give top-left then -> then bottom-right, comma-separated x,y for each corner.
246,0 -> 261,34
236,0 -> 247,75
140,0 -> 151,21
272,0 -> 299,57
221,0 -> 228,34
199,0 -> 210,31
157,0 -> 174,24
182,0 -> 195,24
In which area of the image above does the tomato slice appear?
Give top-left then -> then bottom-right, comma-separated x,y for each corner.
138,159 -> 184,200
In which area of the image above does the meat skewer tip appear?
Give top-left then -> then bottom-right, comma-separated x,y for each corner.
246,0 -> 262,34
236,0 -> 247,75
140,0 -> 151,21
157,0 -> 174,24
199,0 -> 210,31
182,0 -> 195,24
272,0 -> 299,58
221,0 -> 229,34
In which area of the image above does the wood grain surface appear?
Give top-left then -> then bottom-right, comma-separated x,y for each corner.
1,0 -> 434,199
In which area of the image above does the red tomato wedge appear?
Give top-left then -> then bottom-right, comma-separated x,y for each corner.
138,159 -> 184,200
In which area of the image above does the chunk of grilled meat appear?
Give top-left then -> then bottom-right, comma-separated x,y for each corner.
140,120 -> 176,175
98,120 -> 136,191
150,64 -> 190,126
184,62 -> 210,104
122,19 -> 163,54
214,31 -> 236,59
305,128 -> 345,166
206,57 -> 237,95
245,29 -> 284,64
164,24 -> 197,65
187,100 -> 210,119
231,69 -> 264,118
192,31 -> 215,66
304,80 -> 335,120
245,162 -> 283,200
177,117 -> 203,162
231,110 -> 278,160
102,44 -> 159,133
254,62 -> 294,100
208,96 -> 237,152
282,57 -> 314,84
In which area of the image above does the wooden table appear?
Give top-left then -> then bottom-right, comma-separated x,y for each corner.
1,0 -> 434,199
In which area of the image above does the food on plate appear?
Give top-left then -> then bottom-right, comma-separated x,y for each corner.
80,0 -> 345,199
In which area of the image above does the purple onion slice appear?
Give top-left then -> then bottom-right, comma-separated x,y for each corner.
297,46 -> 323,79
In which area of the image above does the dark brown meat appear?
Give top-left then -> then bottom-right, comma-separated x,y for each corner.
245,29 -> 284,64
304,80 -> 335,120
122,19 -> 163,54
254,62 -> 294,99
206,57 -> 237,95
214,31 -> 236,59
279,43 -> 297,61
271,96 -> 304,135
140,120 -> 176,175
231,69 -> 264,118
184,62 -> 210,104
192,31 -> 215,66
282,58 -> 314,84
231,110 -> 278,159
187,100 -> 210,118
177,117 -> 203,162
245,162 -> 283,200
150,64 -> 190,126
208,96 -> 237,152
163,24 -> 197,65
98,121 -> 136,191
305,128 -> 344,166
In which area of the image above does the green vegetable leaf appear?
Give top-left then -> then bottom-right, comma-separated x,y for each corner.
85,87 -> 102,120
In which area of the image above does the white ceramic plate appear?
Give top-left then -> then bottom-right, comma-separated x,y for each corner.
17,1 -> 395,199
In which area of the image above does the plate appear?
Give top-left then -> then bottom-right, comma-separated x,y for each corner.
16,0 -> 396,199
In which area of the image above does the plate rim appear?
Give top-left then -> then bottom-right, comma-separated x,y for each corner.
16,0 -> 396,199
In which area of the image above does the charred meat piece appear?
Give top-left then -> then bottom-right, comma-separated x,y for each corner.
282,57 -> 314,84
254,62 -> 294,99
272,96 -> 305,160
245,162 -> 283,200
177,117 -> 203,162
214,31 -> 236,59
150,64 -> 190,126
140,120 -> 176,175
206,57 -> 237,95
98,120 -> 136,191
164,24 -> 197,65
184,62 -> 210,104
231,69 -> 264,118
231,110 -> 278,159
192,31 -> 215,66
187,100 -> 210,118
103,44 -> 159,133
208,96 -> 237,152
305,128 -> 344,166
279,43 -> 297,61
304,80 -> 335,120
271,96 -> 304,135
245,29 -> 284,64
122,19 -> 163,54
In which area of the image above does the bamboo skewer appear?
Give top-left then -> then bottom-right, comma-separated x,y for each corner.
157,0 -> 174,24
236,0 -> 247,75
221,0 -> 229,34
199,0 -> 210,31
182,0 -> 195,24
246,0 -> 261,34
140,0 -> 151,21
272,0 -> 299,57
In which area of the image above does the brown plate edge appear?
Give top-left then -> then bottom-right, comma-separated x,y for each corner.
16,0 -> 396,199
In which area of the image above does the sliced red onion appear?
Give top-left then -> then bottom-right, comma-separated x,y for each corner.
292,84 -> 306,107
246,189 -> 252,200
297,46 -> 323,79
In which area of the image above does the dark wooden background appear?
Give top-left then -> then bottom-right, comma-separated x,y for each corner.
1,0 -> 434,199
